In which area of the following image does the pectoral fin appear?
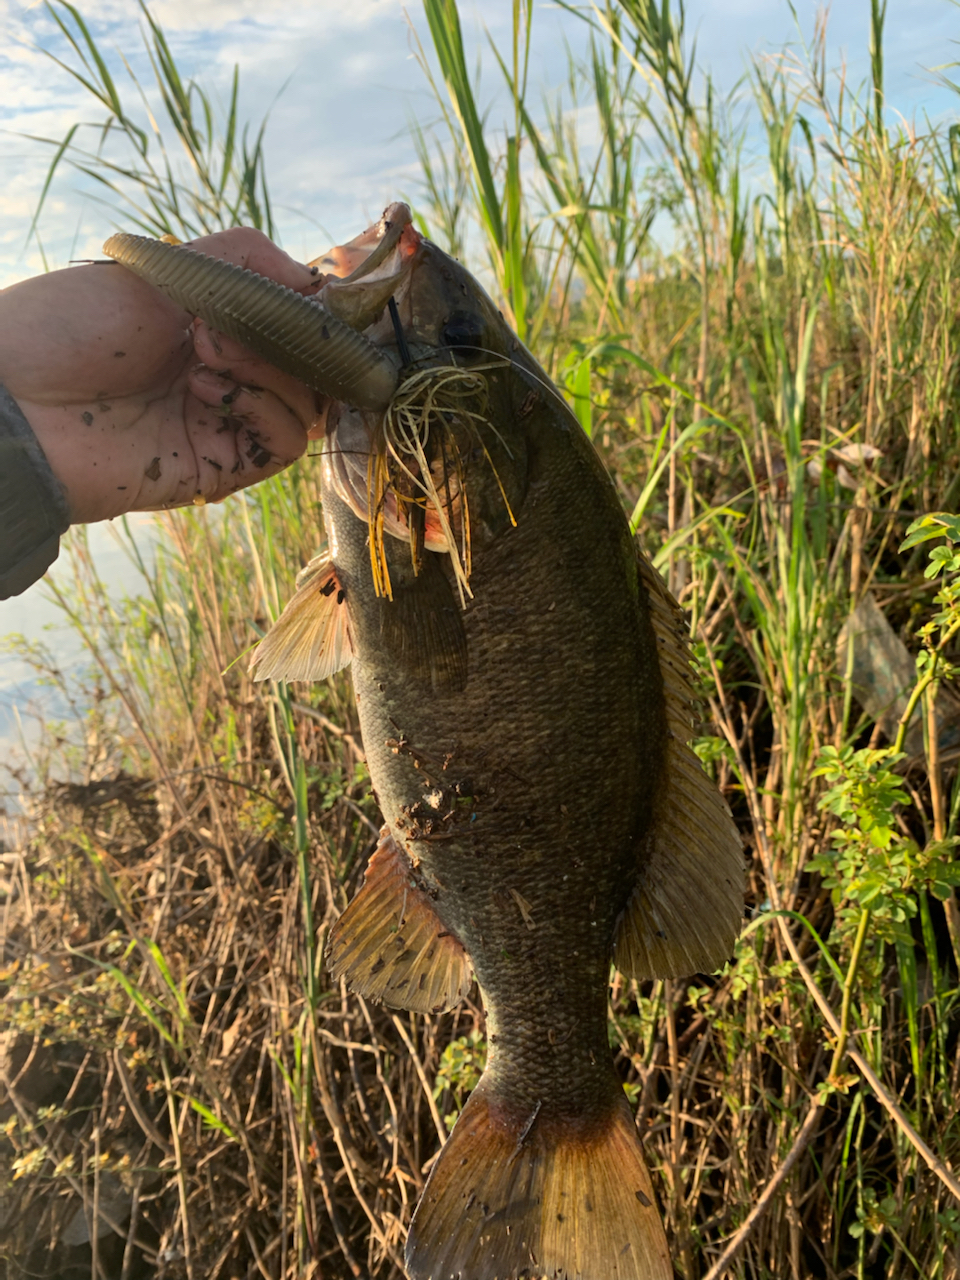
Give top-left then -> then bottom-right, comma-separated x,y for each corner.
376,552 -> 468,694
328,828 -> 472,1014
615,554 -> 745,979
249,552 -> 353,683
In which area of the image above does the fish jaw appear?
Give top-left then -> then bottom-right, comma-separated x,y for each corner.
308,201 -> 419,280
309,202 -> 422,333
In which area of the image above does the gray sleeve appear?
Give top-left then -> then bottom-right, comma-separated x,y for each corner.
0,384 -> 71,599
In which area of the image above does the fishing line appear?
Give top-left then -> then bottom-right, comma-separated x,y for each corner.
429,341 -> 574,420
388,296 -> 412,368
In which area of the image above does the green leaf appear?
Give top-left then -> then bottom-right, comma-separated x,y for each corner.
188,1099 -> 238,1141
900,511 -> 960,552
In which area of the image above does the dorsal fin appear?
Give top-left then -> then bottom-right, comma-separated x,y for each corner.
249,552 -> 352,683
615,553 -> 745,979
328,828 -> 472,1014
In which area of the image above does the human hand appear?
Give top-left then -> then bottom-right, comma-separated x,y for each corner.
0,228 -> 325,524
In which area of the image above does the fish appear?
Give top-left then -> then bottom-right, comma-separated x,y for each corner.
105,205 -> 744,1280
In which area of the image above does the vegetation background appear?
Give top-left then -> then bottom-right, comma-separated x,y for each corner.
2,1 -> 960,1277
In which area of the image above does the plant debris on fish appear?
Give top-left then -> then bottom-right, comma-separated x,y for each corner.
107,202 -> 745,1280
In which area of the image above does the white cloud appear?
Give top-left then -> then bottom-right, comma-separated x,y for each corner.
149,0 -> 398,33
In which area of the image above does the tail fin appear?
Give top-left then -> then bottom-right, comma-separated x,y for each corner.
405,1077 -> 672,1280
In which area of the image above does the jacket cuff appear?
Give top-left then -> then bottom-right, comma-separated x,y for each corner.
0,384 -> 71,599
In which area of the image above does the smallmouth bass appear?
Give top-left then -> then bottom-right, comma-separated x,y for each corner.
107,205 -> 744,1280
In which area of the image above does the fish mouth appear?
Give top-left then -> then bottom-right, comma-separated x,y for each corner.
311,201 -> 420,282
101,203 -> 422,411
311,202 -> 423,340
320,207 -> 518,605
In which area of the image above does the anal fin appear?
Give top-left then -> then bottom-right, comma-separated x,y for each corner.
249,551 -> 352,683
328,828 -> 471,1014
615,552 -> 745,979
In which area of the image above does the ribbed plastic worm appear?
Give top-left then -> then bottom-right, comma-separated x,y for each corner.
102,233 -> 399,411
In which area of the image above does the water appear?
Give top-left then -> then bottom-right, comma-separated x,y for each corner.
0,513 -> 161,801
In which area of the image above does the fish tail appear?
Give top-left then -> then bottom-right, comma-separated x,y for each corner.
405,1075 -> 672,1280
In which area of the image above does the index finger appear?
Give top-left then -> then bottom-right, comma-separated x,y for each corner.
186,227 -> 320,295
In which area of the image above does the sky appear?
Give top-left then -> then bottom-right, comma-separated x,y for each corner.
1,0 -> 960,766
1,1 -> 960,290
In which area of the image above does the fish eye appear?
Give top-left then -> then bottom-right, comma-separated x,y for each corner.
439,310 -> 485,356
